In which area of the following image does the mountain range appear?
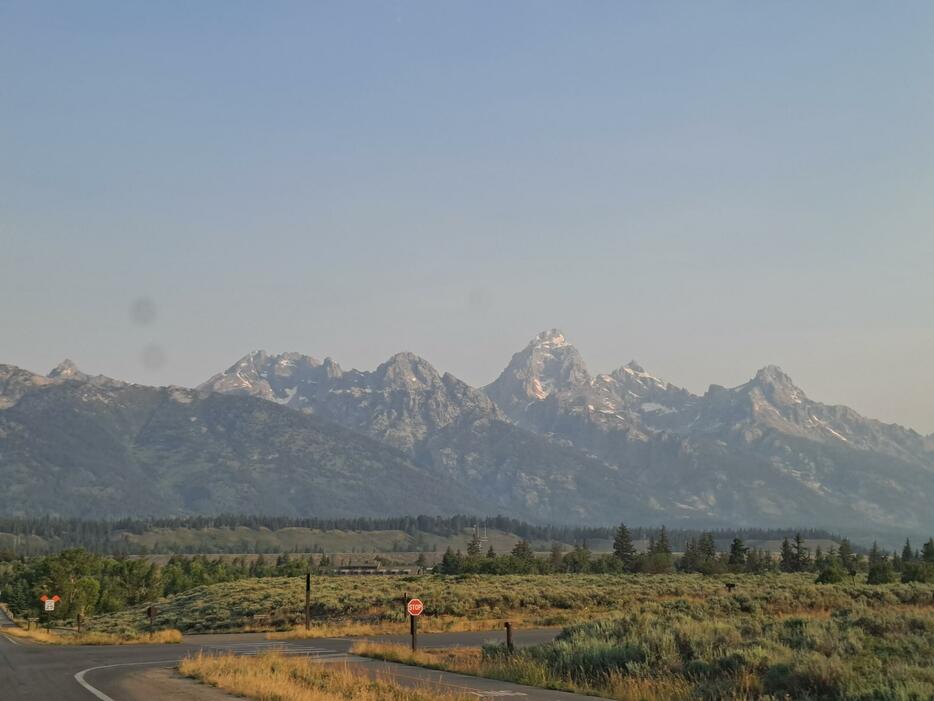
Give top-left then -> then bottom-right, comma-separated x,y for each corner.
2,330 -> 933,534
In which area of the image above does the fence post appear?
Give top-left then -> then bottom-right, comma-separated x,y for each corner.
304,573 -> 311,630
505,621 -> 514,653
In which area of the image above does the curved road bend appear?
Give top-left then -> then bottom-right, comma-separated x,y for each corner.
0,627 -> 609,701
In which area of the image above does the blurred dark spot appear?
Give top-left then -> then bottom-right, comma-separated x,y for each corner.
130,297 -> 157,325
142,344 -> 167,370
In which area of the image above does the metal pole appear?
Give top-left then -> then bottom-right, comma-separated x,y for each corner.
505,621 -> 514,652
410,614 -> 418,651
304,573 -> 311,630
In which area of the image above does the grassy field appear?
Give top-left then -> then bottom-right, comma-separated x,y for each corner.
179,651 -> 472,701
86,572 -> 934,698
90,572 -> 933,634
351,584 -> 934,700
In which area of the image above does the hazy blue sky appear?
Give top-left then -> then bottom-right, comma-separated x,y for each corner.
2,2 -> 933,432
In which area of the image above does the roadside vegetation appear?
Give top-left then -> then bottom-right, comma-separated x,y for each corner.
353,594 -> 934,700
179,651 -> 473,701
3,626 -> 182,645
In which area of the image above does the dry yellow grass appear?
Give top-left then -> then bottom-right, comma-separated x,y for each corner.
3,626 -> 182,646
351,641 -> 483,671
267,615 -> 555,640
350,641 -> 698,701
601,674 -> 694,701
179,651 -> 474,701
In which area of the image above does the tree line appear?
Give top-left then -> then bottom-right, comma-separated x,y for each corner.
436,524 -> 934,582
2,528 -> 932,622
0,550 -> 331,620
0,514 -> 846,555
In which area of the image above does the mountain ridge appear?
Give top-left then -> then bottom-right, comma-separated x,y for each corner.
2,331 -> 932,532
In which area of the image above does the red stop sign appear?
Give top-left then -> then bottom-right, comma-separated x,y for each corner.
407,598 -> 424,617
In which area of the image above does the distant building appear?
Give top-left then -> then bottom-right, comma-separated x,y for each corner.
334,561 -> 419,576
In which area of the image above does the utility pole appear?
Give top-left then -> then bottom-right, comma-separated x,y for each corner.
304,573 -> 311,630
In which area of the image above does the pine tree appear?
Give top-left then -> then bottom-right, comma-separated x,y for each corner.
780,538 -> 796,573
902,538 -> 914,562
612,523 -> 637,570
867,559 -> 895,584
655,527 -> 672,555
868,541 -> 883,568
511,540 -> 534,562
792,533 -> 810,572
921,538 -> 934,564
486,546 -> 496,559
813,546 -> 825,571
549,543 -> 564,572
698,533 -> 717,561
466,534 -> 482,557
837,539 -> 857,576
728,538 -> 747,567
679,538 -> 699,572
439,547 -> 460,575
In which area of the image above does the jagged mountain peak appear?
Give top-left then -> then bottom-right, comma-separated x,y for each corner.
375,352 -> 442,388
529,328 -> 569,349
48,358 -> 86,380
611,360 -> 668,388
754,364 -> 795,386
487,330 -> 590,408
45,359 -> 125,389
747,365 -> 807,406
321,357 -> 343,378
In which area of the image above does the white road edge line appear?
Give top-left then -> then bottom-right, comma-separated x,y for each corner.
74,659 -> 180,701
2,633 -> 23,646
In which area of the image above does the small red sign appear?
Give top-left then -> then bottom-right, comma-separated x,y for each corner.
39,595 -> 61,602
406,598 -> 424,617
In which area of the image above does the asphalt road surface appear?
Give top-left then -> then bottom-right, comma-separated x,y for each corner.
0,626 -> 609,701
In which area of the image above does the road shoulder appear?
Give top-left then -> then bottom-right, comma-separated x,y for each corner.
103,666 -> 240,701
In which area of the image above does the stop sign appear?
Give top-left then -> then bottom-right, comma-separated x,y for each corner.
407,598 -> 424,617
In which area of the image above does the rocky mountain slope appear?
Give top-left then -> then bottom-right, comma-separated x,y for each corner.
0,361 -> 656,523
2,331 -> 933,532
0,377 -> 480,519
201,329 -> 934,532
484,330 -> 934,531
199,350 -> 660,523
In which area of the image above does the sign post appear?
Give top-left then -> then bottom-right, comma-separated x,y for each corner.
39,595 -> 60,632
406,598 -> 423,651
304,573 -> 311,631
147,605 -> 158,639
505,621 -> 514,653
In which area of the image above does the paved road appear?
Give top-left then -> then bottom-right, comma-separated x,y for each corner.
0,627 -> 606,701
0,608 -> 16,627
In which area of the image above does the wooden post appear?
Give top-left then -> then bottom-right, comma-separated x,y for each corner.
148,606 -> 156,639
304,573 -> 311,630
410,613 -> 418,651
77,613 -> 82,634
505,621 -> 514,652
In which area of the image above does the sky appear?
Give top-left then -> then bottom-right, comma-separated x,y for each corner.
2,2 -> 933,433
